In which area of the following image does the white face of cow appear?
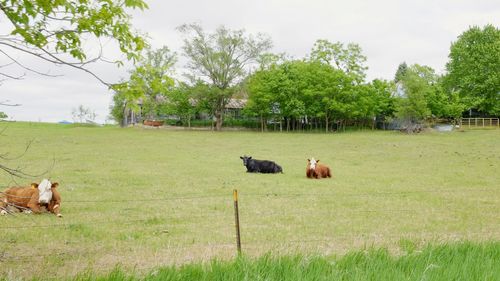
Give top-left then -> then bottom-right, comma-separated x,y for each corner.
38,179 -> 53,204
308,158 -> 318,170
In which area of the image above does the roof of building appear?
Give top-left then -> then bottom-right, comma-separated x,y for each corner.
226,98 -> 247,109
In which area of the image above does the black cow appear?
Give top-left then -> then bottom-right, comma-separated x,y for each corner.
240,156 -> 283,174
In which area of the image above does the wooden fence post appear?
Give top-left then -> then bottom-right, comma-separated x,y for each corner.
233,189 -> 242,255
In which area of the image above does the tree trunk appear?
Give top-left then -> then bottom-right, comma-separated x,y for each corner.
325,116 -> 329,133
214,97 -> 226,131
215,110 -> 223,131
123,107 -> 128,127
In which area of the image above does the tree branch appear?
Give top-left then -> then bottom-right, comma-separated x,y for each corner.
0,41 -> 110,85
0,48 -> 62,77
0,71 -> 24,80
0,100 -> 21,106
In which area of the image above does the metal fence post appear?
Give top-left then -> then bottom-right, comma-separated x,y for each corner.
233,189 -> 242,255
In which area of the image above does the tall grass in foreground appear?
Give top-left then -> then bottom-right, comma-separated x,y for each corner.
73,241 -> 500,281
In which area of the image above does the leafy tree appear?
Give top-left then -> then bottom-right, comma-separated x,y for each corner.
161,83 -> 196,127
245,41 -> 393,133
371,79 -> 396,119
0,0 -> 147,85
394,62 -> 408,83
180,80 -> 228,129
310,39 -> 368,83
246,59 -> 357,132
274,61 -> 306,131
426,77 -> 466,121
109,91 -> 128,126
132,46 -> 176,119
256,52 -> 288,70
178,23 -> 272,130
444,24 -> 500,115
346,79 -> 397,130
244,65 -> 282,131
300,61 -> 353,132
110,46 -> 176,125
0,112 -> 7,120
395,64 -> 435,124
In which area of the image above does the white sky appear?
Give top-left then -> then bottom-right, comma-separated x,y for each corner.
1,0 -> 499,123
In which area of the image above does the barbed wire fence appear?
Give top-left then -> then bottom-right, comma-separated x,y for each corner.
1,187 -> 499,265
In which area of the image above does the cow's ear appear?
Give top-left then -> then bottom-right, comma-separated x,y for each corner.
307,159 -> 310,162
317,160 -> 320,163
248,157 -> 252,159
240,156 -> 244,159
51,182 -> 59,189
31,183 -> 38,189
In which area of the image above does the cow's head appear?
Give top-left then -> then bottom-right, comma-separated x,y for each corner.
240,156 -> 252,166
307,158 -> 319,170
37,179 -> 58,204
274,165 -> 283,173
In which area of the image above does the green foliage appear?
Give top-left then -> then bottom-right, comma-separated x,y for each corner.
188,118 -> 260,128
445,24 -> 500,115
256,52 -> 288,70
189,80 -> 230,118
246,58 -> 394,131
110,46 -> 176,124
161,83 -> 196,126
310,39 -> 368,83
109,88 -> 128,125
0,0 -> 147,63
394,62 -> 408,83
244,66 -> 278,120
425,78 -> 466,120
395,64 -> 467,122
0,112 -> 7,120
371,79 -> 396,118
395,64 -> 435,123
178,23 -> 272,130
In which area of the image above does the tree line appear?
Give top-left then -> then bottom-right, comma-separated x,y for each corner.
109,24 -> 499,132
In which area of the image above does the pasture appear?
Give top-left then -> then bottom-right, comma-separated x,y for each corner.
0,122 -> 499,279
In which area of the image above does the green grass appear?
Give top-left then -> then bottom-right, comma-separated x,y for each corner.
0,122 -> 499,279
73,241 -> 500,281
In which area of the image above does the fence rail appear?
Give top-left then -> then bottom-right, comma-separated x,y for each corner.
460,118 -> 499,128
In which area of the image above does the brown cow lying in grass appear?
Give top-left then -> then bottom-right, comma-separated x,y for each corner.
306,158 -> 332,179
0,179 -> 62,217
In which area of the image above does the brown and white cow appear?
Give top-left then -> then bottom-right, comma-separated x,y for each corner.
0,179 -> 62,217
306,158 -> 332,179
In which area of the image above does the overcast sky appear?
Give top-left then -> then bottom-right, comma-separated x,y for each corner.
1,0 -> 499,123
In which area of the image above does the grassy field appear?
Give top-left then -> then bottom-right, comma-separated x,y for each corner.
76,242 -> 500,281
0,122 -> 499,279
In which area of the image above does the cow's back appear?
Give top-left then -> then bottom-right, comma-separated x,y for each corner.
4,187 -> 36,206
258,160 -> 279,173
